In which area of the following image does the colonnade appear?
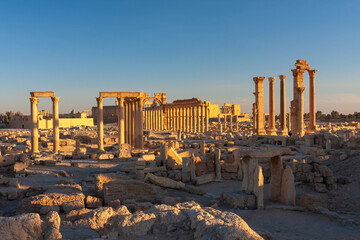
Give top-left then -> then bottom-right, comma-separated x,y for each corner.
29,91 -> 59,153
144,105 -> 163,130
97,92 -> 147,150
164,105 -> 209,132
253,59 -> 317,137
217,114 -> 238,132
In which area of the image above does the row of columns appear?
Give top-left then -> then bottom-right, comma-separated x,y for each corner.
165,105 -> 208,132
29,96 -> 59,153
97,97 -> 144,150
217,114 -> 239,132
144,106 -> 163,130
253,69 -> 317,136
291,69 -> 317,136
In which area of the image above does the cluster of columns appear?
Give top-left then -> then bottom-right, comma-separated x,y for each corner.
253,60 -> 317,137
291,68 -> 317,136
217,114 -> 239,132
29,92 -> 59,153
253,76 -> 289,136
144,105 -> 163,130
97,93 -> 145,150
164,105 -> 208,132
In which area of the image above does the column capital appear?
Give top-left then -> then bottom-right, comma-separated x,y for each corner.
268,77 -> 276,83
51,96 -> 60,103
308,69 -> 317,78
253,77 -> 265,83
279,75 -> 287,81
291,69 -> 305,77
29,97 -> 39,104
116,97 -> 124,104
96,97 -> 104,104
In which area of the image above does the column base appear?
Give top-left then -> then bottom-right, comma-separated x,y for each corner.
277,129 -> 288,136
257,129 -> 266,135
266,128 -> 277,136
306,128 -> 315,134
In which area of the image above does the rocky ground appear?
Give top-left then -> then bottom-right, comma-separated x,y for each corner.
0,126 -> 359,239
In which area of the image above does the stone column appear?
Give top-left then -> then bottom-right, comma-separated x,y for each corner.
96,97 -> 104,151
235,115 -> 238,131
278,75 -> 288,135
117,97 -> 125,146
201,105 -> 205,133
267,77 -> 277,135
29,97 -> 39,153
218,114 -> 221,132
192,107 -> 196,132
160,107 -> 163,131
181,107 -> 185,131
196,106 -> 200,133
51,97 -> 60,153
205,106 -> 209,132
131,101 -> 136,147
291,69 -> 305,136
137,99 -> 144,148
230,114 -> 233,131
215,148 -> 221,180
253,77 -> 266,135
307,70 -> 317,134
187,107 -> 190,132
224,115 -> 227,131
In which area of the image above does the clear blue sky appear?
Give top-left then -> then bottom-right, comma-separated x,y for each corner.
1,0 -> 360,115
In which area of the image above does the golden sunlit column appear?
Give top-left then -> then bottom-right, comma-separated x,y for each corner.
224,115 -> 227,131
30,97 -> 39,153
291,69 -> 305,136
177,108 -> 181,131
181,108 -> 185,131
160,106 -> 163,130
253,77 -> 266,135
51,96 -> 60,153
218,114 -> 221,132
235,115 -> 238,131
230,114 -> 233,131
307,70 -> 317,134
278,75 -> 288,135
131,101 -> 136,147
96,97 -> 104,151
201,105 -> 205,132
189,107 -> 193,132
192,107 -> 196,132
117,97 -> 125,146
196,106 -> 200,132
205,106 -> 209,131
137,99 -> 144,148
267,77 -> 277,135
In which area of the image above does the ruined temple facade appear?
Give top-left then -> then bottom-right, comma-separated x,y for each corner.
253,60 -> 317,137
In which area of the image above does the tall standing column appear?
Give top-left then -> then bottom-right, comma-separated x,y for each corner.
224,115 -> 227,131
230,114 -> 233,131
192,107 -> 196,132
278,75 -> 288,135
201,106 -> 205,132
253,77 -> 266,135
30,97 -> 39,153
189,107 -> 193,132
196,106 -> 200,133
205,106 -> 209,131
51,97 -> 60,153
131,101 -> 136,147
267,77 -> 277,135
218,114 -> 221,132
291,69 -> 305,136
235,115 -> 238,131
117,97 -> 125,146
307,70 -> 317,134
96,97 -> 104,151
137,99 -> 144,148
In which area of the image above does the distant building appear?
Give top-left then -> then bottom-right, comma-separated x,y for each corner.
9,110 -> 94,129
